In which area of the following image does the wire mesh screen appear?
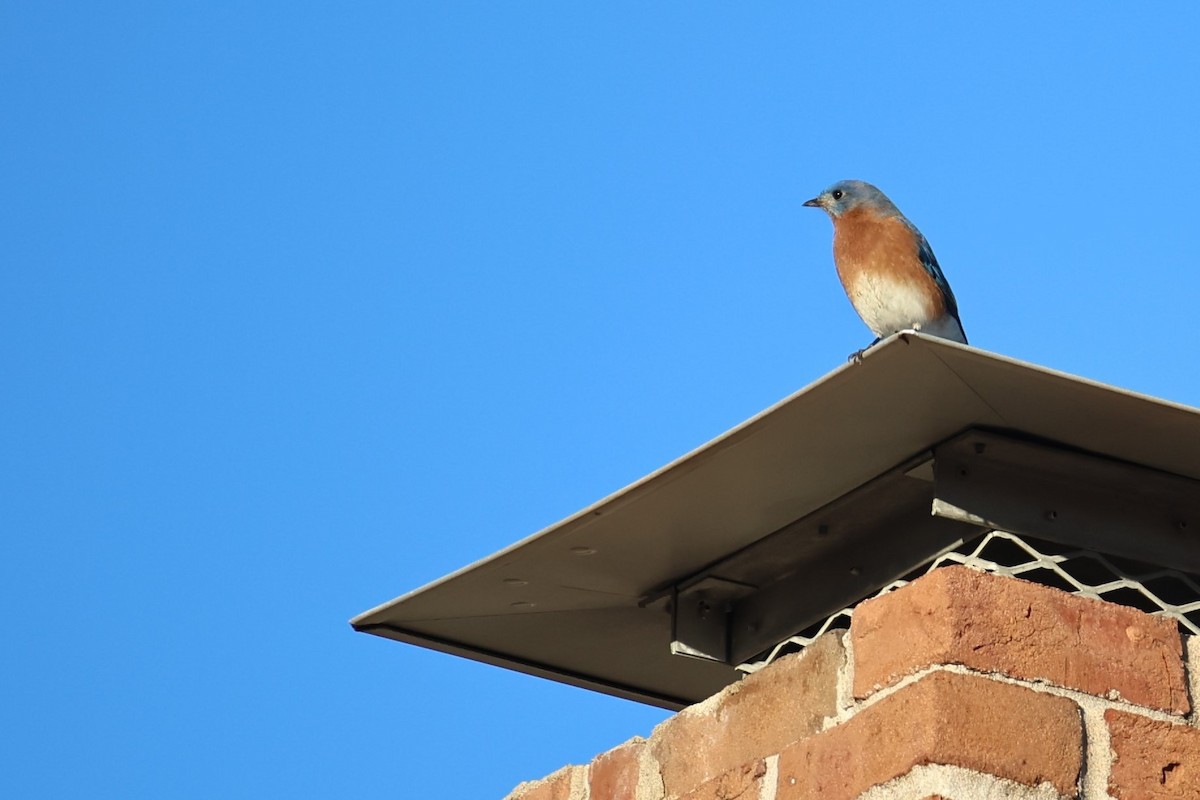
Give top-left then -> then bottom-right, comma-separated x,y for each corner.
738,529 -> 1200,674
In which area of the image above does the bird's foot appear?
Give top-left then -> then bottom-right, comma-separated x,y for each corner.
847,337 -> 882,364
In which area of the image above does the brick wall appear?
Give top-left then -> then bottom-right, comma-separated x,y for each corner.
504,565 -> 1200,800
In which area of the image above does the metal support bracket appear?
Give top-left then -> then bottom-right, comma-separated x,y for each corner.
669,428 -> 1200,668
667,456 -> 979,666
932,430 -> 1200,574
670,577 -> 756,662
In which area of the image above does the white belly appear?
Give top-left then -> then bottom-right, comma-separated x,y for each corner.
846,274 -> 965,343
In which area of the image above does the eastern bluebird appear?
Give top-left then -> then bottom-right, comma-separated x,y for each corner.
804,180 -> 967,359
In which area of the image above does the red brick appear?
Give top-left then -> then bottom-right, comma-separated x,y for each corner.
651,631 -> 843,797
1108,709 -> 1200,799
851,566 -> 1188,713
589,739 -> 646,800
678,761 -> 767,800
505,765 -> 582,800
775,671 -> 1082,800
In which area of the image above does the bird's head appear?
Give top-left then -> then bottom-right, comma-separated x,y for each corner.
803,180 -> 898,219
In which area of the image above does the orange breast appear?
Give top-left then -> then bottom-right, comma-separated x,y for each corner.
831,211 -> 946,319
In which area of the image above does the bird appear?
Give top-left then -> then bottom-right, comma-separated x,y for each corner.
803,180 -> 967,360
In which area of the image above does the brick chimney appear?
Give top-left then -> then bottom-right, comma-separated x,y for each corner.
505,565 -> 1199,799
352,335 -> 1200,799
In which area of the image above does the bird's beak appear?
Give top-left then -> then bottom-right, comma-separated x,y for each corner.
802,197 -> 823,208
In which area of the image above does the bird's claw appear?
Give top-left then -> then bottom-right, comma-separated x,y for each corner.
847,337 -> 882,364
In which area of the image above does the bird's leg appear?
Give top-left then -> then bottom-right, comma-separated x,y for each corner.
847,337 -> 881,364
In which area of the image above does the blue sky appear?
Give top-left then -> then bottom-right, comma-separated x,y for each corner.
4,3 -> 1200,797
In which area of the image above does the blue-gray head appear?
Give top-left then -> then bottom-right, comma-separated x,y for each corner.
803,180 -> 900,219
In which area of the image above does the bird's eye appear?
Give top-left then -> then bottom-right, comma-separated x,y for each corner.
831,190 -> 844,200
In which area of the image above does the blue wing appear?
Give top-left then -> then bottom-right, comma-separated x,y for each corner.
904,218 -> 965,337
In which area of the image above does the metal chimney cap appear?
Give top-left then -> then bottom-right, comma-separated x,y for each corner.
352,333 -> 1200,708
